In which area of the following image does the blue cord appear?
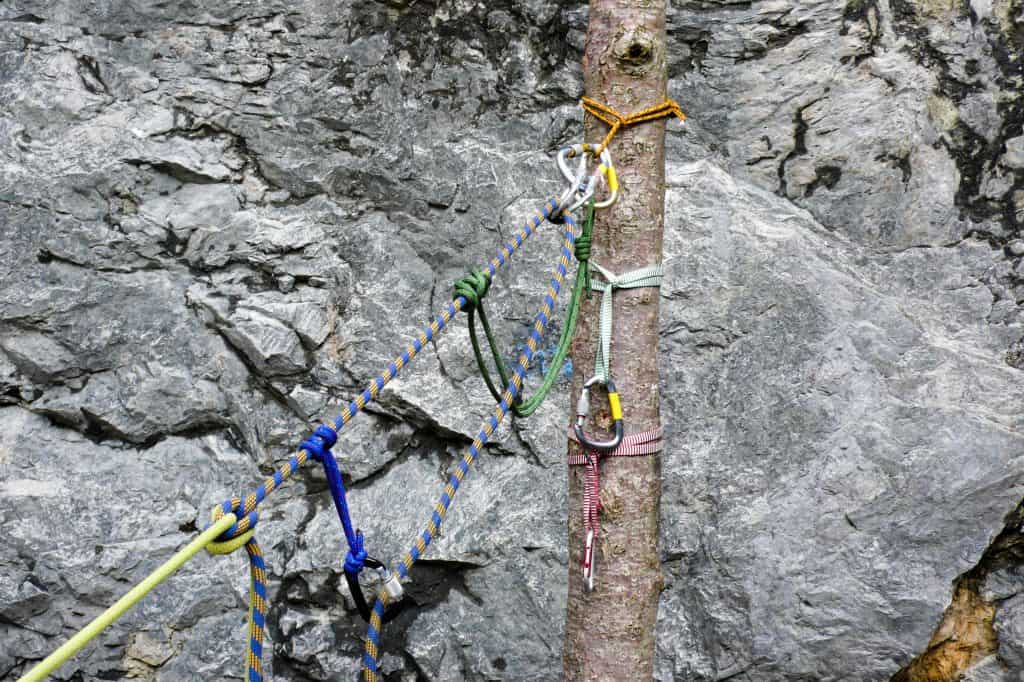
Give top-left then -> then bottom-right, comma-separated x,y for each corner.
300,425 -> 367,574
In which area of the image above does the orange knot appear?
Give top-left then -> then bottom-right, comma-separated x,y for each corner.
580,97 -> 687,155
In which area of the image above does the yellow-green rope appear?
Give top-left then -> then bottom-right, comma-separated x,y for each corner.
17,513 -> 238,682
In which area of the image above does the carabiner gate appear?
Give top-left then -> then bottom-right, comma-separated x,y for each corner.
573,375 -> 625,452
592,148 -> 619,209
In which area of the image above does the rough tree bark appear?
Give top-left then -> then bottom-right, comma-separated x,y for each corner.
563,1 -> 668,679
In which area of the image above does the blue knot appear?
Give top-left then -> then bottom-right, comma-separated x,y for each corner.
301,424 -> 338,463
302,424 -> 371,577
344,530 -> 368,574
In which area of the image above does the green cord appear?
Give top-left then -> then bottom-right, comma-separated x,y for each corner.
456,200 -> 595,417
467,302 -> 513,406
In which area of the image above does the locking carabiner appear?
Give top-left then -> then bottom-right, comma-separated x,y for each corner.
573,375 -> 625,452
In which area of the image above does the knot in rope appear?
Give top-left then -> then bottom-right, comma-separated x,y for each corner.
344,529 -> 368,574
304,424 -> 370,578
300,424 -> 338,463
205,500 -> 269,681
574,232 -> 592,263
581,96 -> 687,156
453,271 -> 491,312
207,496 -> 261,554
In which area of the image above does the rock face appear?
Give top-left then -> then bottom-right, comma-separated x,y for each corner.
0,0 -> 1022,681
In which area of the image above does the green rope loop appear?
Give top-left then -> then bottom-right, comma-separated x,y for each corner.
468,299 -> 516,406
463,200 -> 596,417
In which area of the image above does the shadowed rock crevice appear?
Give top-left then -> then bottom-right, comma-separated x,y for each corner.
889,0 -> 1024,232
776,99 -> 816,200
893,499 -> 1024,681
840,0 -> 882,65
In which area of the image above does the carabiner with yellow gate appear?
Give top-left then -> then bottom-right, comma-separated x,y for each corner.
573,375 -> 624,453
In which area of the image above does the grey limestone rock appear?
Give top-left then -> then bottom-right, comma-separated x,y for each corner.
1,0 -> 1023,680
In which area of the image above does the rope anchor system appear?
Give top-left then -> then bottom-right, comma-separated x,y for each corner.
17,196 -> 569,682
569,256 -> 665,592
16,96 -> 687,682
557,143 -> 619,211
563,95 -> 685,595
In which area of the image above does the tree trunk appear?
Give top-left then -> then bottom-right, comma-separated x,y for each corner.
563,1 -> 668,680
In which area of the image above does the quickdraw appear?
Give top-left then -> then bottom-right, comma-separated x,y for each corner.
569,428 -> 665,592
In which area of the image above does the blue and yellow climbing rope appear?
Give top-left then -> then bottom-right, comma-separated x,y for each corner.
207,199 -> 563,544
19,91 -> 689,680
17,198 -> 565,682
362,213 -> 578,681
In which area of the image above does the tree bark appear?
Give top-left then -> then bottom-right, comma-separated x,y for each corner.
563,1 -> 668,680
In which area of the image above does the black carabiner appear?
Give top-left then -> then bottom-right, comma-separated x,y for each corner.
573,375 -> 624,452
345,557 -> 406,624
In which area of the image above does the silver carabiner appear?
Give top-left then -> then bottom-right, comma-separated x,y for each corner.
557,144 -> 588,185
574,375 -> 625,452
557,148 -> 591,212
557,144 -> 618,212
566,178 -> 597,213
378,568 -> 404,601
